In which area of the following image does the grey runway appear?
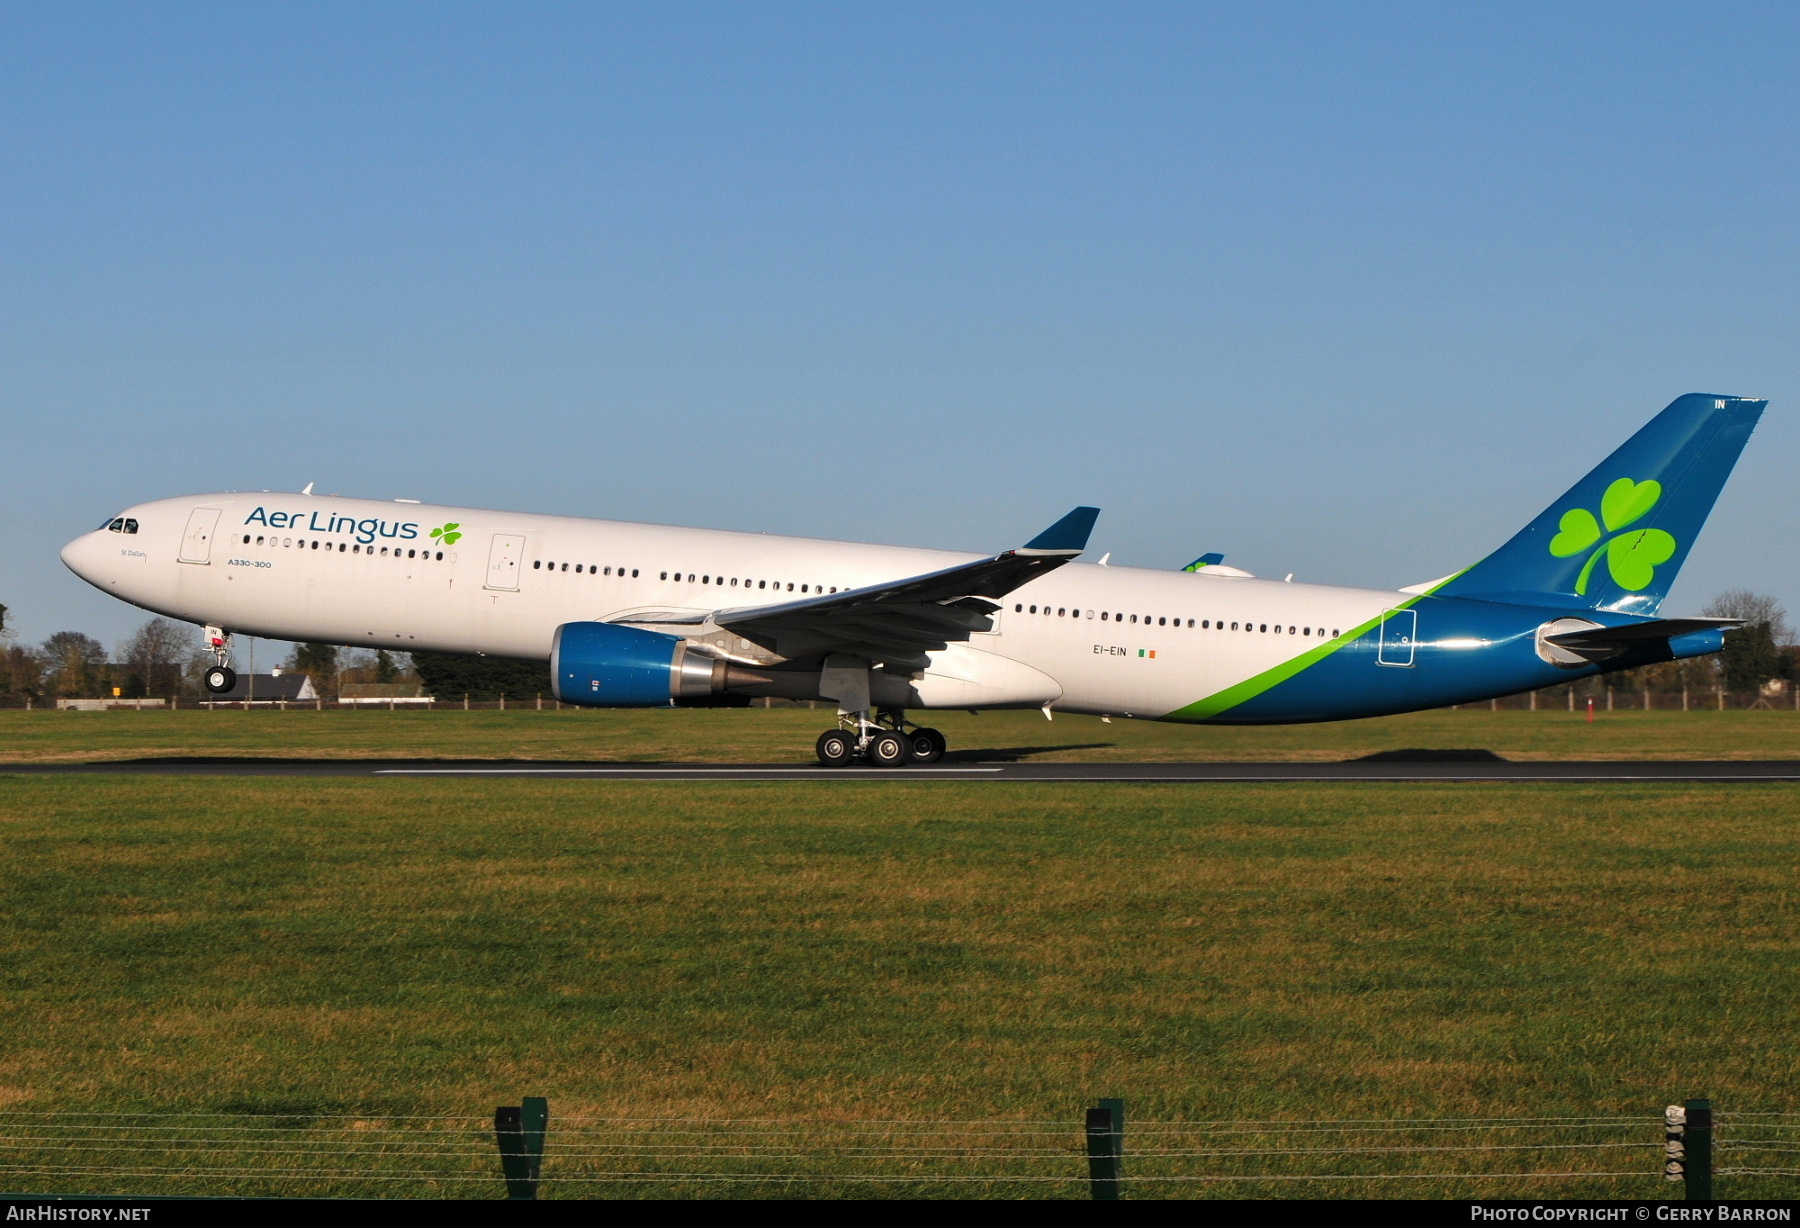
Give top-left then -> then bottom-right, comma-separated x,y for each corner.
6,758 -> 1800,782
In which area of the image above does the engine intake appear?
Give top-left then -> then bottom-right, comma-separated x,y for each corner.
552,621 -> 766,706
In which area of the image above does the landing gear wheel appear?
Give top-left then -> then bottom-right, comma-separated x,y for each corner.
868,730 -> 908,768
204,666 -> 237,695
905,727 -> 947,764
816,729 -> 856,767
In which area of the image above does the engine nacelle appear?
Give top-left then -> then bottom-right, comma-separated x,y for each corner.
552,621 -> 732,706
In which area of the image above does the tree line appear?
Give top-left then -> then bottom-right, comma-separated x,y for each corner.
0,593 -> 1791,704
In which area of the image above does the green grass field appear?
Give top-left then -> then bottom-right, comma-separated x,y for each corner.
1,704 -> 1796,764
1,773 -> 1796,1198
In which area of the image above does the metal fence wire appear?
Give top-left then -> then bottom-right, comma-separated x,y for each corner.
4,1106 -> 1794,1199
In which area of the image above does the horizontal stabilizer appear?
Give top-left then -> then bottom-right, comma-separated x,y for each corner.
1540,615 -> 1742,666
1545,616 -> 1742,653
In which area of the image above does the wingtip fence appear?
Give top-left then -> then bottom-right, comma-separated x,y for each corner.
0,1096 -> 1790,1200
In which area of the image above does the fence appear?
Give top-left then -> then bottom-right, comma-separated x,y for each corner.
0,694 -> 831,711
0,692 -> 1793,713
0,1098 -> 1793,1200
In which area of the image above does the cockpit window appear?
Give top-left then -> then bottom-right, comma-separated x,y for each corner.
107,518 -> 124,532
123,519 -> 138,534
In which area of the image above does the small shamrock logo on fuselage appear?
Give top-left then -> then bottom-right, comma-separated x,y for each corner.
1548,478 -> 1677,595
430,523 -> 463,547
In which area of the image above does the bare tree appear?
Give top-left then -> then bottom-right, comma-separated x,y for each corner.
120,618 -> 194,698
1703,590 -> 1793,640
1703,590 -> 1790,693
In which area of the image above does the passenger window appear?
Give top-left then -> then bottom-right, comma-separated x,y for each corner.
1274,624 -> 1281,633
830,587 -> 837,594
1129,615 -> 1137,624
434,551 -> 441,560
1029,605 -> 1037,614
758,580 -> 766,589
1100,611 -> 1108,620
535,561 -> 542,570
1332,628 -> 1340,637
1058,608 -> 1066,617
1202,620 -> 1209,628
257,536 -> 265,545
631,570 -> 639,577
1260,623 -> 1267,632
1157,617 -> 1165,626
1288,626 -> 1295,635
1231,621 -> 1238,630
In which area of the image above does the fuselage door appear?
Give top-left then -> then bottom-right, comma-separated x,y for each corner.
485,533 -> 526,591
1377,607 -> 1417,667
178,507 -> 222,564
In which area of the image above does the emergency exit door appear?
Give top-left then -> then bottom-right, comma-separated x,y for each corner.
178,507 -> 221,564
485,533 -> 525,591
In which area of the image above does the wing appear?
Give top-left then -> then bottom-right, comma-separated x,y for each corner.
616,507 -> 1099,670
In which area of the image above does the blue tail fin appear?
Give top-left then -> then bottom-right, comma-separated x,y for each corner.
1435,394 -> 1765,615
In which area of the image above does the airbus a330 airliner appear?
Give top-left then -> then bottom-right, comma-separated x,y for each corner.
63,394 -> 1762,766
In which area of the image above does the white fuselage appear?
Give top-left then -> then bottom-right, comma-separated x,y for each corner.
64,492 -> 1408,719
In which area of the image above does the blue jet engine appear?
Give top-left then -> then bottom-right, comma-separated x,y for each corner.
552,621 -> 737,706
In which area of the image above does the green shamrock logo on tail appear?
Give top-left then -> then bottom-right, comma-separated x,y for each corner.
430,523 -> 463,547
1548,478 -> 1677,595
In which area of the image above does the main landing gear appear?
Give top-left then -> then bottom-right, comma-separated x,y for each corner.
202,625 -> 237,694
815,712 -> 947,768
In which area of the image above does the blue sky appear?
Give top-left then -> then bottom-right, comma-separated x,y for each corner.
3,2 -> 1796,650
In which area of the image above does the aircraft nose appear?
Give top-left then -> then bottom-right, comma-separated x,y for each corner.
61,531 -> 105,583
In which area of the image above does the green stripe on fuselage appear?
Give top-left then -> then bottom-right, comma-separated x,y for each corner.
1162,573 -> 1464,723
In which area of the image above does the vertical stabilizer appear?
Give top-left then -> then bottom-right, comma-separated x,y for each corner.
1434,394 -> 1764,615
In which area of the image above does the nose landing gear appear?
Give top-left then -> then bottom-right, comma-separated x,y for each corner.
202,626 -> 237,694
813,711 -> 948,767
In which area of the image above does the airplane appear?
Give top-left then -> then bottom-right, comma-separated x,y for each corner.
62,393 -> 1762,767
